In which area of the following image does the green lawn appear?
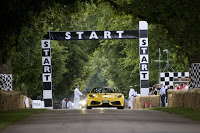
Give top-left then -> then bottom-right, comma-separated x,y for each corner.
148,107 -> 200,122
0,109 -> 46,130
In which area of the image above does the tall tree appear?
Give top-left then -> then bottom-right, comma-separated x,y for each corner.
103,0 -> 200,66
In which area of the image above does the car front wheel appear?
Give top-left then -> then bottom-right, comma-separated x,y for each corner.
86,106 -> 92,109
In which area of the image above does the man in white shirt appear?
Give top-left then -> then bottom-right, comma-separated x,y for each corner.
67,99 -> 73,109
62,98 -> 66,109
128,86 -> 136,109
74,85 -> 83,109
24,97 -> 29,108
184,83 -> 189,90
159,83 -> 166,107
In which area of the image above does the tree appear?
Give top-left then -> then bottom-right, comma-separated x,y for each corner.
102,0 -> 200,66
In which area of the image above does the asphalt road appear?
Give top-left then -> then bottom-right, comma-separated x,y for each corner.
1,108 -> 200,133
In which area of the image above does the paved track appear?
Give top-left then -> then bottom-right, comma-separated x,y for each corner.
1,109 -> 200,133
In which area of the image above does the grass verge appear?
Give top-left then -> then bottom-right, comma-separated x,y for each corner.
148,107 -> 200,122
0,109 -> 46,130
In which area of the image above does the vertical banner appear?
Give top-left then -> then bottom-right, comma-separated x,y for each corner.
41,40 -> 53,109
0,74 -> 13,91
139,21 -> 149,96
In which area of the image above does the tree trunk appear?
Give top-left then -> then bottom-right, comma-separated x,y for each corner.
0,61 -> 12,74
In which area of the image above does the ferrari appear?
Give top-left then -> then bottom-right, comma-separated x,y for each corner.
86,87 -> 124,109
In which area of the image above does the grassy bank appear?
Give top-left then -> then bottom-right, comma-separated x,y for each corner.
0,109 -> 46,130
148,107 -> 200,122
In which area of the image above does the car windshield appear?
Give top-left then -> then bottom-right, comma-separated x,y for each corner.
91,87 -> 119,93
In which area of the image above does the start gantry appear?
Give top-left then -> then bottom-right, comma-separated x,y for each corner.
45,30 -> 139,40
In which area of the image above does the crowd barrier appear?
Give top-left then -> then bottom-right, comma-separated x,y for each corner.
133,95 -> 160,109
0,90 -> 32,111
168,89 -> 200,111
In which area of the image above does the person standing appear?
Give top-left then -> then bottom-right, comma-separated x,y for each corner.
159,83 -> 166,107
74,85 -> 83,109
67,99 -> 73,109
128,86 -> 136,109
184,83 -> 189,90
154,88 -> 158,95
165,85 -> 170,105
180,83 -> 184,90
62,98 -> 66,109
175,84 -> 180,90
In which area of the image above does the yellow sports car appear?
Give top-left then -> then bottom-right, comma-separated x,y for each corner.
86,87 -> 124,109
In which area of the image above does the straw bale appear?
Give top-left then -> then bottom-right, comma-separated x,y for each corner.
133,95 -> 160,109
183,90 -> 195,109
133,97 -> 137,109
0,90 -> 21,111
29,98 -> 32,108
134,96 -> 141,109
196,91 -> 200,111
123,89 -> 198,110
172,90 -> 185,107
167,89 -> 176,95
149,95 -> 160,107
168,94 -> 173,107
19,95 -> 26,108
0,90 -> 32,111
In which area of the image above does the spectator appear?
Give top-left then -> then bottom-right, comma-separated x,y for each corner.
174,84 -> 180,90
62,98 -> 66,109
148,87 -> 153,95
180,83 -> 184,90
165,85 -> 170,104
152,84 -> 157,95
67,99 -> 73,109
184,83 -> 189,90
154,87 -> 158,95
159,83 -> 166,107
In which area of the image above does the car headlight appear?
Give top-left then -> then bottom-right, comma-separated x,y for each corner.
89,94 -> 94,98
80,100 -> 86,105
117,95 -> 122,98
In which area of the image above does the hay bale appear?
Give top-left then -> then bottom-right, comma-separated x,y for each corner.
0,90 -> 21,111
167,89 -> 176,95
134,96 -> 143,109
196,91 -> 200,111
29,98 -> 32,108
0,90 -> 32,111
19,95 -> 26,108
133,95 -> 160,109
150,95 -> 160,107
183,90 -> 190,108
185,89 -> 197,110
159,88 -> 200,112
172,90 -> 185,107
133,97 -> 138,109
140,96 -> 146,108
168,94 -> 173,107
184,90 -> 196,109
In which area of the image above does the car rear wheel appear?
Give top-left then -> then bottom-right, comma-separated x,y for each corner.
117,106 -> 124,109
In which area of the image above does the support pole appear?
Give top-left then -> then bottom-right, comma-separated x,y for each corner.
139,21 -> 149,96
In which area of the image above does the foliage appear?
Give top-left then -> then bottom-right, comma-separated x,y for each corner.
103,0 -> 200,66
0,0 -> 198,99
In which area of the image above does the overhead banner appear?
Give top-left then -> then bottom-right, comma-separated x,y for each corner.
41,21 -> 149,100
44,30 -> 139,40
